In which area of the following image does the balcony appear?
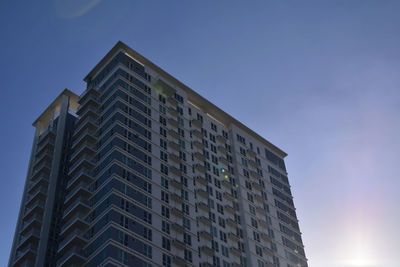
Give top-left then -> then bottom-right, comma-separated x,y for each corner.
77,106 -> 98,123
78,89 -> 99,109
169,153 -> 180,163
23,199 -> 45,222
36,136 -> 55,156
21,214 -> 43,236
191,129 -> 202,139
167,107 -> 179,117
171,223 -> 184,233
192,152 -> 205,162
258,219 -> 269,229
248,159 -> 258,168
171,208 -> 184,218
168,141 -> 180,152
17,227 -> 40,249
64,182 -> 90,207
197,202 -> 209,212
172,239 -> 185,250
195,175 -> 207,186
31,162 -> 51,181
199,231 -> 212,241
67,169 -> 92,190
200,246 -> 214,256
263,246 -> 274,256
169,166 -> 181,177
192,141 -> 204,150
57,245 -> 86,267
221,180 -> 231,190
60,213 -> 89,237
261,233 -> 271,241
58,229 -> 87,254
247,148 -> 257,157
194,164 -> 206,174
25,186 -> 47,207
224,204 -> 235,214
70,142 -> 96,165
249,170 -> 260,179
228,233 -> 240,242
223,192 -> 234,202
226,218 -> 236,228
197,216 -> 211,226
230,247 -> 241,257
219,156 -> 229,166
168,129 -> 180,140
196,189 -> 208,199
170,179 -> 182,190
217,145 -> 227,154
63,197 -> 90,222
33,149 -> 52,167
256,206 -> 267,216
167,97 -> 178,107
28,175 -> 49,194
68,156 -> 95,177
73,117 -> 97,139
172,256 -> 186,267
191,119 -> 202,128
72,128 -> 96,150
13,243 -> 37,266
252,182 -> 263,191
171,193 -> 182,203
254,194 -> 264,203
168,118 -> 179,128
216,135 -> 226,144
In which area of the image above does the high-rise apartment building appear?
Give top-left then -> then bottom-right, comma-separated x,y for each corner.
9,41 -> 307,267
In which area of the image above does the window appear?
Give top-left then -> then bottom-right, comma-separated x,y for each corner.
211,122 -> 217,132
162,236 -> 171,251
162,253 -> 171,267
162,220 -> 170,234
161,177 -> 169,189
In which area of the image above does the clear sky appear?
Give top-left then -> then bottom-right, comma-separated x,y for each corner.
1,1 -> 400,266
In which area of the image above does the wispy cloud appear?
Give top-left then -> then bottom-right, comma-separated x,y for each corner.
53,0 -> 101,19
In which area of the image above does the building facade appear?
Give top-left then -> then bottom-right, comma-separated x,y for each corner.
9,41 -> 307,267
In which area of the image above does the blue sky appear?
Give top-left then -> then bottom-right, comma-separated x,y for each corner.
1,1 -> 400,266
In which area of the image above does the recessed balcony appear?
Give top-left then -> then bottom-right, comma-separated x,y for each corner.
171,193 -> 182,203
199,230 -> 212,241
171,208 -> 184,218
167,107 -> 179,117
200,246 -> 214,256
191,129 -> 202,139
194,164 -> 206,174
192,141 -> 204,150
171,223 -> 184,233
169,166 -> 181,177
219,156 -> 229,166
247,148 -> 257,157
229,247 -> 241,257
223,192 -> 234,202
224,204 -> 235,214
168,141 -> 180,152
196,189 -> 208,199
168,118 -> 179,128
197,216 -> 211,226
168,129 -> 180,140
195,175 -> 208,186
191,119 -> 202,128
167,97 -> 178,107
193,152 -> 205,161
172,239 -> 185,250
197,202 -> 209,212
172,256 -> 186,266
216,135 -> 226,144
169,153 -> 180,163
57,245 -> 86,267
228,233 -> 240,242
217,145 -> 227,154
